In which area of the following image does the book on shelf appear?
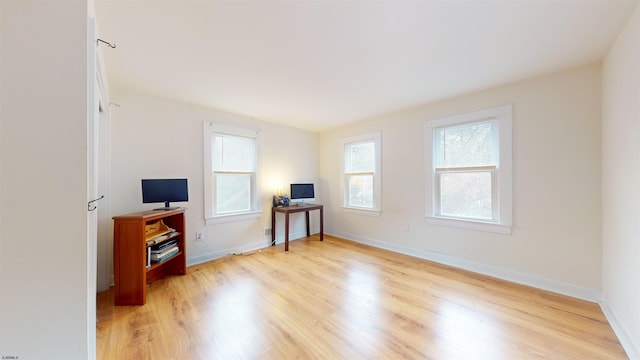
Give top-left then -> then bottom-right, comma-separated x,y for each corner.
145,230 -> 178,247
151,244 -> 179,259
151,246 -> 180,263
151,239 -> 178,252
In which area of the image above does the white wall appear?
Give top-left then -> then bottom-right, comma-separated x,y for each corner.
109,88 -> 319,266
0,1 -> 93,359
602,4 -> 640,358
320,64 -> 603,300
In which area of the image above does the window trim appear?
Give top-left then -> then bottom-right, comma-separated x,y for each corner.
203,123 -> 261,224
340,131 -> 382,216
424,105 -> 512,234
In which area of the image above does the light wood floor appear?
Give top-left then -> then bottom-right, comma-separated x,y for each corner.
97,235 -> 627,359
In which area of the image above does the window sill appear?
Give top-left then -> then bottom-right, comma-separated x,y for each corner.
425,216 -> 511,234
206,211 -> 261,225
340,207 -> 381,217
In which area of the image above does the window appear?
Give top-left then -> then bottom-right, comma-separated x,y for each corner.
204,123 -> 261,224
341,131 -> 382,215
425,105 -> 512,234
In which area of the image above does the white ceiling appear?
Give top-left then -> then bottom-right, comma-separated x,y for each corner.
95,0 -> 638,132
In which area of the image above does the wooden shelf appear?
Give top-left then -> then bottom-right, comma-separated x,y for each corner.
113,208 -> 187,306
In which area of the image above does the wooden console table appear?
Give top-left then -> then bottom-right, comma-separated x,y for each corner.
271,204 -> 323,251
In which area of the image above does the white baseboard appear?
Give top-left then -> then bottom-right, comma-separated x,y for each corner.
600,297 -> 640,359
187,239 -> 270,266
186,231 -> 314,266
274,227 -> 321,242
329,230 -> 601,303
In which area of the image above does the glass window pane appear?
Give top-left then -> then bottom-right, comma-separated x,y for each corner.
436,120 -> 496,168
216,174 -> 251,214
213,134 -> 255,172
345,142 -> 374,173
440,171 -> 492,220
348,175 -> 373,208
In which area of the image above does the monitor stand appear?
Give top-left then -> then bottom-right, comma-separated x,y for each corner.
154,201 -> 179,211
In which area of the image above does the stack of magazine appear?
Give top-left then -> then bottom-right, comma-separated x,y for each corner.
147,238 -> 179,267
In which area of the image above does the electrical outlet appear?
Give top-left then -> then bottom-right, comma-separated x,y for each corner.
196,232 -> 204,241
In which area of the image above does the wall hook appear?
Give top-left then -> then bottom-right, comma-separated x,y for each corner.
88,195 -> 104,211
97,39 -> 116,49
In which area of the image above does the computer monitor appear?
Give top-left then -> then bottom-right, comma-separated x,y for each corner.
290,183 -> 315,204
141,178 -> 189,210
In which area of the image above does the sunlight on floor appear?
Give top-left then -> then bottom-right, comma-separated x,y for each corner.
341,264 -> 382,357
436,300 -> 506,359
204,278 -> 266,358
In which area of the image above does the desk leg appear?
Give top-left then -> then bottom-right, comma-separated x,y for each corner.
320,207 -> 324,241
271,208 -> 275,246
305,211 -> 311,237
284,212 -> 290,251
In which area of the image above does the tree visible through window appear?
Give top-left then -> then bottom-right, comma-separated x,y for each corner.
345,141 -> 375,208
341,131 -> 382,214
435,120 -> 497,221
425,105 -> 512,234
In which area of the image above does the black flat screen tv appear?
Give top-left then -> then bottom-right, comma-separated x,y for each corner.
141,178 -> 188,210
290,183 -> 315,204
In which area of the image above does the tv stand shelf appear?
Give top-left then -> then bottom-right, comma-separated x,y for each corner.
113,208 -> 187,306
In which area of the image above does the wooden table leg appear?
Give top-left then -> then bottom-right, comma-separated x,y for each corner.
320,207 -> 324,241
271,208 -> 276,246
284,212 -> 290,251
305,211 -> 310,237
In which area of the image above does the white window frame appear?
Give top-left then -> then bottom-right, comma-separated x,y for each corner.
340,131 -> 382,216
425,105 -> 512,234
203,123 -> 261,224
